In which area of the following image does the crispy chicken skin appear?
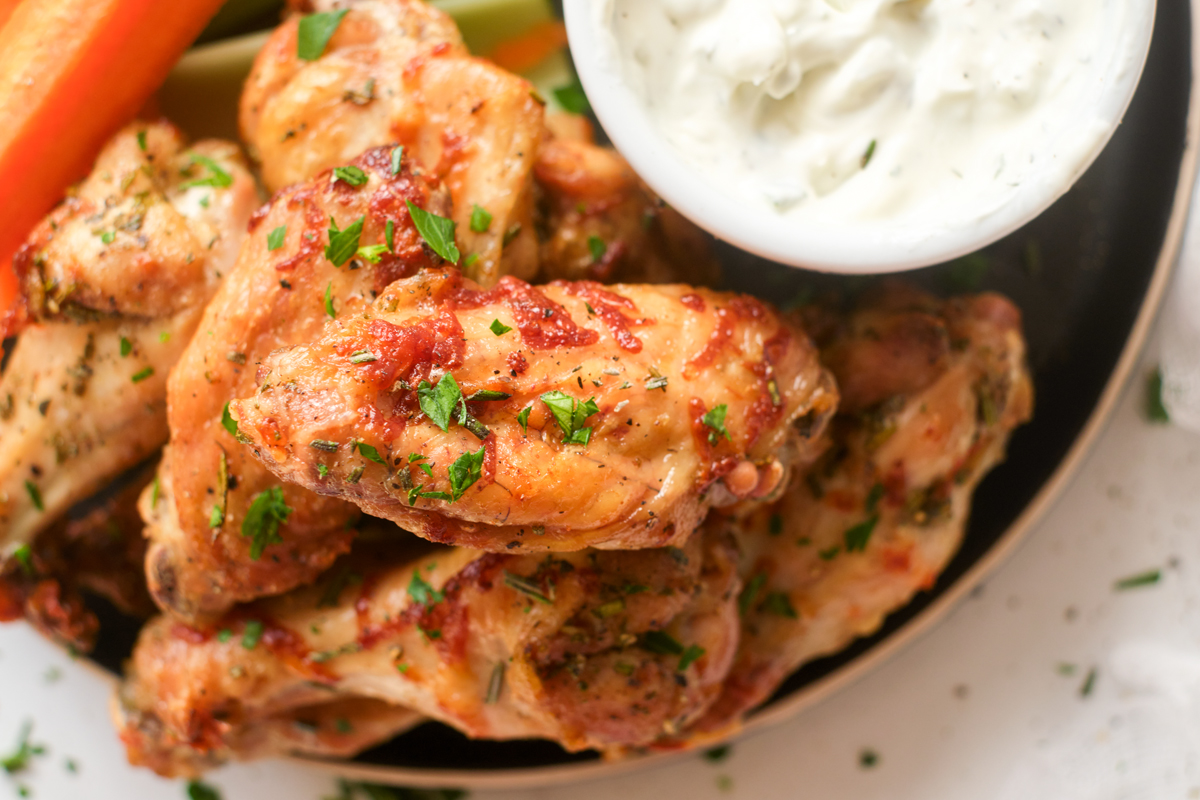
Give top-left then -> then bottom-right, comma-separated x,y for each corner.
0,123 -> 256,559
240,0 -> 543,286
115,527 -> 739,777
144,146 -> 449,623
695,286 -> 1034,732
230,267 -> 836,553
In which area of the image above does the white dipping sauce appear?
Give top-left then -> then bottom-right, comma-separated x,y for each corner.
602,0 -> 1128,233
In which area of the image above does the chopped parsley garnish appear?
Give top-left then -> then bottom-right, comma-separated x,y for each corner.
469,204 -> 493,233
859,748 -> 879,770
677,644 -> 706,671
702,404 -> 730,444
704,745 -> 732,764
418,374 -> 462,432
945,252 -> 990,291
406,200 -> 460,263
1,722 -> 44,774
349,350 -> 378,364
843,516 -> 879,553
332,165 -> 368,187
865,483 -> 884,514
131,366 -> 155,383
490,319 -> 512,336
310,440 -> 340,453
762,592 -> 798,619
390,145 -> 404,175
181,154 -> 233,189
1079,666 -> 1098,697
241,621 -> 264,650
1114,568 -> 1162,591
325,215 -> 365,267
318,568 -> 362,608
12,544 -> 33,577
187,781 -> 221,800
99,229 -> 116,244
645,367 -> 668,391
318,464 -> 329,478
449,446 -> 486,500
241,486 -> 292,560
769,514 -> 784,536
738,573 -> 766,616
464,253 -> 480,269
861,139 -> 877,169
324,282 -> 336,318
159,331 -> 171,343
640,630 -> 684,656
217,629 -> 232,643
468,390 -> 511,402
297,9 -> 349,61
267,225 -> 287,251
819,545 -> 840,561
24,480 -> 43,512
136,130 -> 148,152
485,662 -> 505,704
587,236 -> 606,264
502,223 -> 522,248
407,571 -> 444,607
503,571 -> 552,604
356,243 -> 388,263
119,336 -> 132,357
209,503 -> 224,529
553,76 -> 591,114
220,401 -> 239,437
356,441 -> 387,465
540,391 -> 599,445
1146,366 -> 1170,423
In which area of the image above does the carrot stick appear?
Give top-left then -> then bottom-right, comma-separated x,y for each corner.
487,19 -> 567,75
0,0 -> 227,327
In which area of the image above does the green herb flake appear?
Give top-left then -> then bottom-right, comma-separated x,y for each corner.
540,390 -> 600,446
861,139 -> 877,169
385,219 -> 395,252
640,630 -> 684,656
332,165 -> 368,187
469,204 -> 493,233
187,781 -> 222,800
1146,366 -> 1170,423
769,514 -> 784,536
859,748 -> 880,770
136,130 -> 148,152
553,77 -> 591,114
390,145 -> 404,175
297,9 -> 349,61
99,229 -> 116,244
217,629 -> 232,643
468,390 -> 511,402
407,571 -> 444,607
310,440 -> 340,453
485,662 -> 506,704
865,483 -> 885,514
703,745 -> 732,764
24,480 -> 43,512
738,573 -> 766,617
503,571 -> 552,604
356,441 -> 387,465
490,319 -> 512,336
762,591 -> 798,619
0,722 -> 45,775
406,200 -> 460,263
12,544 -> 33,577
241,486 -> 292,560
220,401 -> 239,437
267,225 -> 287,252
843,516 -> 879,553
120,337 -> 132,357
325,215 -> 366,267
702,404 -> 730,444
587,236 -> 607,264
324,282 -> 336,318
677,644 -> 705,671
208,503 -> 224,529
241,620 -> 265,650
945,252 -> 990,291
449,446 -> 486,501
1080,666 -> 1098,698
418,374 -> 462,432
645,367 -> 669,392
517,406 -> 531,435
1114,568 -> 1162,591
131,366 -> 155,383
181,153 -> 233,190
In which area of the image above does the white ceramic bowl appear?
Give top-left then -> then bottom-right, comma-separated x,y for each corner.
565,0 -> 1157,274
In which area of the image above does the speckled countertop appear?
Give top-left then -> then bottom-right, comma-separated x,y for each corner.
0,320 -> 1195,800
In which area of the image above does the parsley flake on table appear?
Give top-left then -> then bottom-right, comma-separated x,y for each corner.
540,390 -> 600,445
186,780 -> 222,800
267,226 -> 287,252
297,9 -> 348,61
242,487 -> 292,560
406,200 -> 460,263
1114,568 -> 1162,591
1,722 -> 45,774
702,404 -> 730,444
325,215 -> 365,267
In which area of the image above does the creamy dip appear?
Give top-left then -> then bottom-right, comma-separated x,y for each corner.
599,0 -> 1134,235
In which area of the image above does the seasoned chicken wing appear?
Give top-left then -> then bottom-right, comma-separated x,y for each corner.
695,286 -> 1033,732
230,267 -> 836,553
0,122 -> 256,560
241,0 -> 543,285
115,526 -> 739,777
144,146 -> 449,623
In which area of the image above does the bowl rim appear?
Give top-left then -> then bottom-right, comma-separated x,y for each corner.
563,0 -> 1157,274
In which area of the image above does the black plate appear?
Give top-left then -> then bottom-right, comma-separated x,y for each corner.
85,0 -> 1192,778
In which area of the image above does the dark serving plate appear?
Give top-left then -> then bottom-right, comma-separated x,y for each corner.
76,0 -> 1198,789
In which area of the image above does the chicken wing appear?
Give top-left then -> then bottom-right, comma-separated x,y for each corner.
0,122 -> 256,559
115,526 -> 739,777
240,0 -> 543,286
144,146 -> 449,623
695,286 -> 1033,732
229,267 -> 836,553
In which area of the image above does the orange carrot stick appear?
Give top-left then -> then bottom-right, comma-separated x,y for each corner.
0,0 -> 227,329
487,19 -> 567,75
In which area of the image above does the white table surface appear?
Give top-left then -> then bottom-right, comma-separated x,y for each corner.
1,324 -> 1197,800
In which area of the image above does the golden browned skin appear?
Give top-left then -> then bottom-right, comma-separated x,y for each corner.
229,267 -> 836,553
0,122 -> 257,560
144,146 -> 449,623
240,0 -> 544,286
114,527 -> 739,777
695,286 -> 1034,732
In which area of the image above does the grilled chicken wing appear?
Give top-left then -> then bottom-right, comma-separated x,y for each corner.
230,267 -> 836,553
144,146 -> 449,623
0,123 -> 256,561
115,526 -> 739,777
696,286 -> 1033,731
240,0 -> 543,286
